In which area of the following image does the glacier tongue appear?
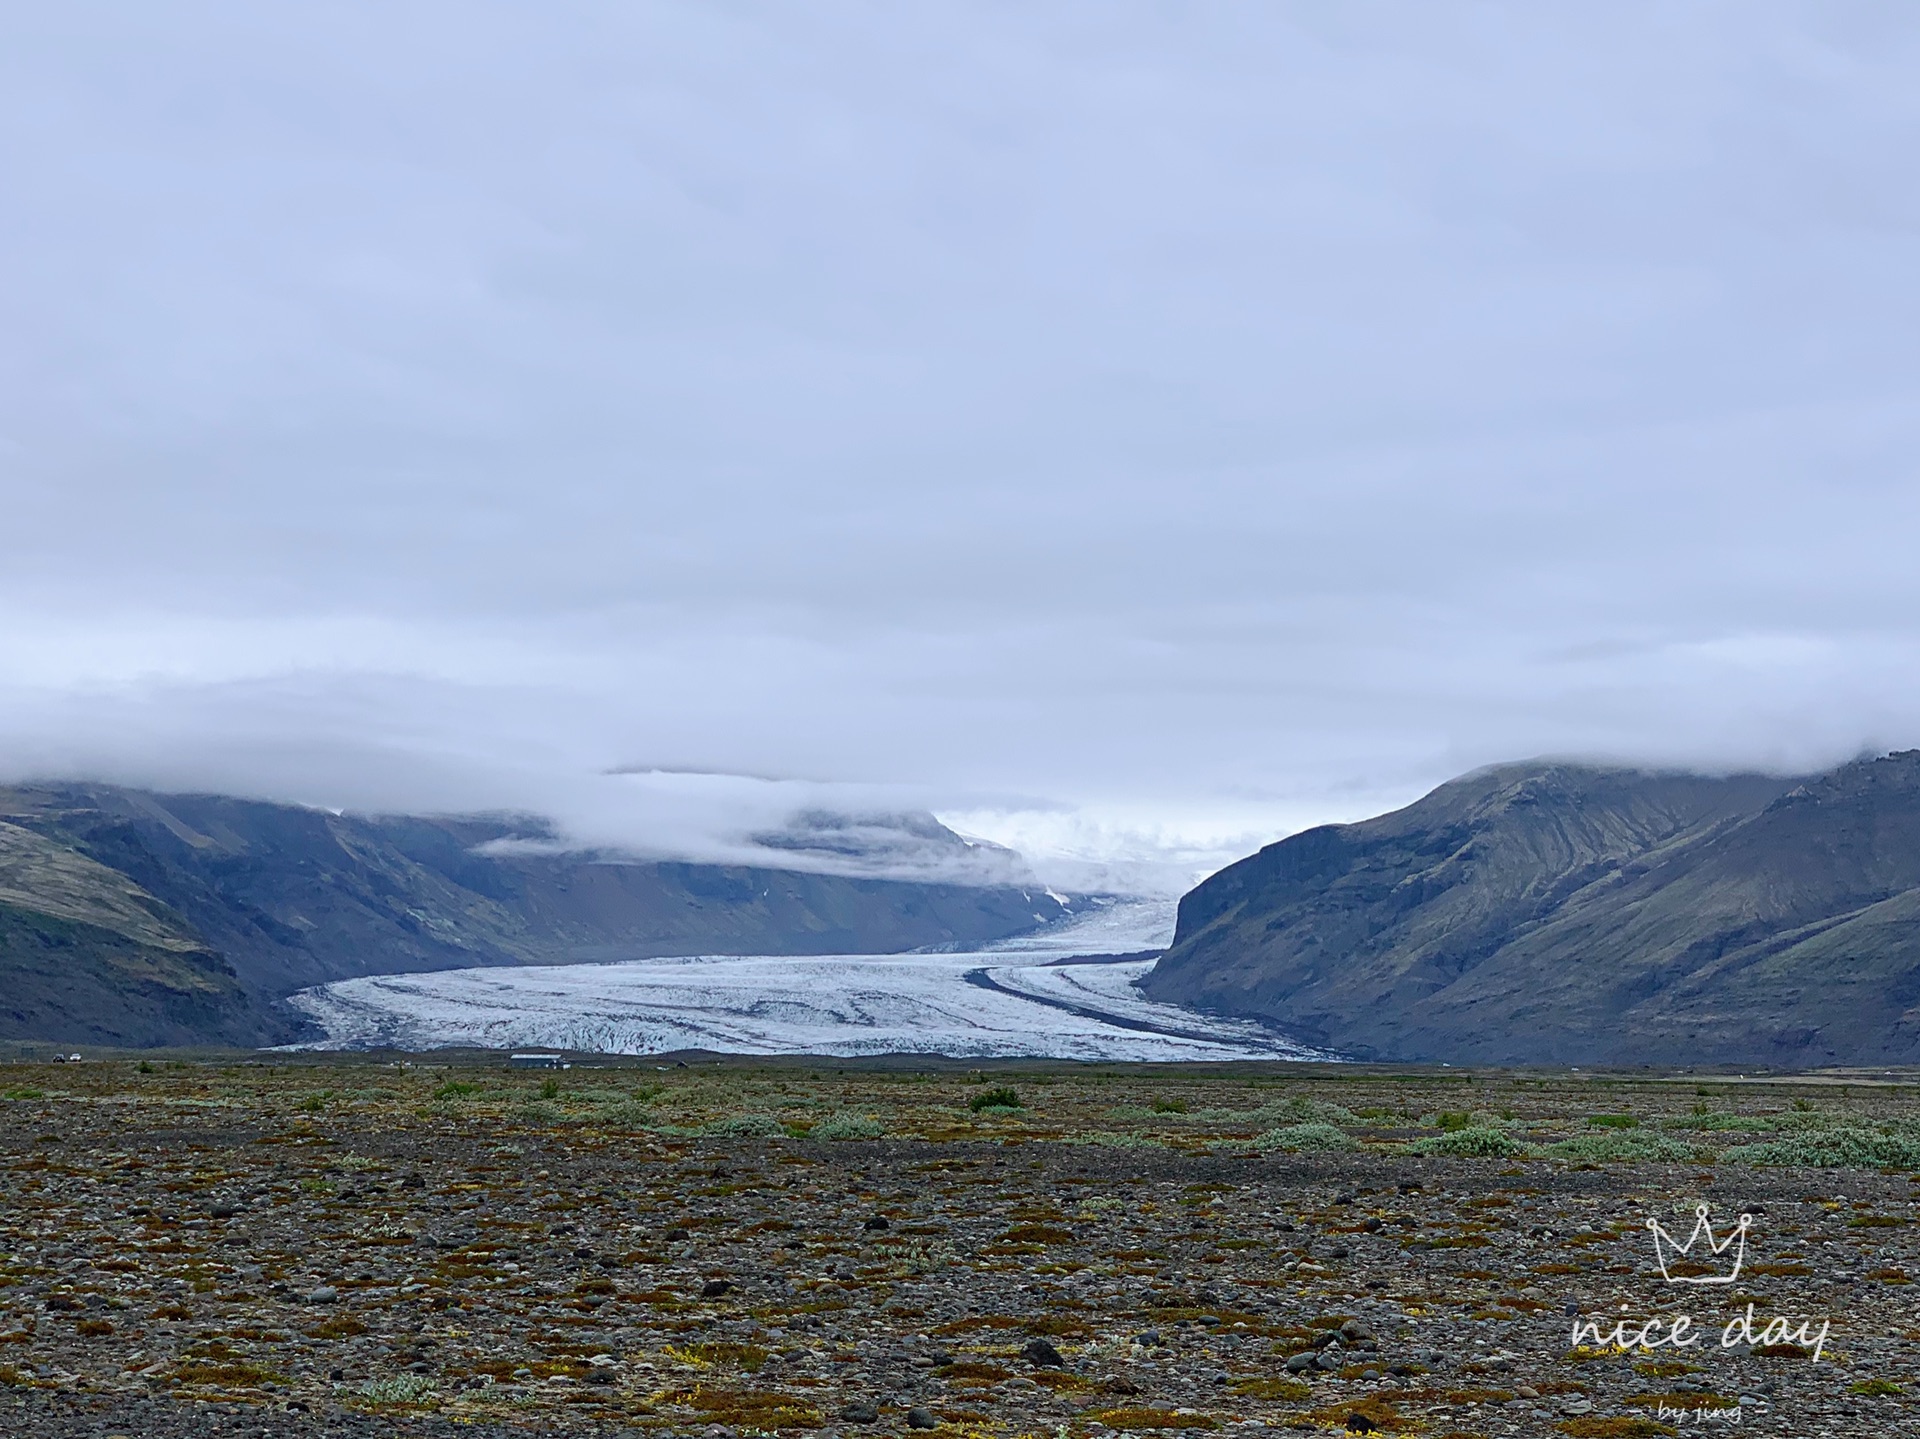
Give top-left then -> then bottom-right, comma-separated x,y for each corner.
285,898 -> 1331,1061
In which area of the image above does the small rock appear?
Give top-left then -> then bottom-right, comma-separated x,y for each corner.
840,1400 -> 880,1422
305,1286 -> 338,1304
906,1406 -> 938,1429
1022,1337 -> 1065,1367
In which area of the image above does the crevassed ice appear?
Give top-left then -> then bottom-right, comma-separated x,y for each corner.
284,896 -> 1332,1062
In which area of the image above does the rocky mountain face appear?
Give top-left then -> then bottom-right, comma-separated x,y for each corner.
0,783 -> 1067,1048
1142,752 -> 1920,1066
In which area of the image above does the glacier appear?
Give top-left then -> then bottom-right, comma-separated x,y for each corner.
285,898 -> 1332,1062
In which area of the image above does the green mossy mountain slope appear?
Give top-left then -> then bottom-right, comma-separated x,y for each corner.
1144,751 -> 1920,1066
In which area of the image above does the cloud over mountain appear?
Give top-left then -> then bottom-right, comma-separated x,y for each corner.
5,4 -> 1919,880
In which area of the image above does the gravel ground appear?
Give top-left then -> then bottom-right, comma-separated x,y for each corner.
4,1058 -> 1919,1437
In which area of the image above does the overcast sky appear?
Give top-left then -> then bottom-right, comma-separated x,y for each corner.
5,2 -> 1920,892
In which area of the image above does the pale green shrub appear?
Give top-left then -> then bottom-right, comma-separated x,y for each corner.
810,1111 -> 884,1141
1254,1122 -> 1359,1153
1546,1130 -> 1698,1163
355,1373 -> 436,1405
1723,1130 -> 1920,1171
1408,1126 -> 1534,1159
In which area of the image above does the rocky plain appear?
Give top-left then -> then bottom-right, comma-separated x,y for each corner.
4,1055 -> 1919,1438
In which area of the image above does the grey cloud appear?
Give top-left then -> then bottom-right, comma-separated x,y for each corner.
4,2 -> 1919,890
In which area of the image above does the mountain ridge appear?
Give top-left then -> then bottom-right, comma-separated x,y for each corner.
1142,751 -> 1920,1066
0,782 -> 1068,1048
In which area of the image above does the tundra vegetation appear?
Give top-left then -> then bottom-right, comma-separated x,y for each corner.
3,1057 -> 1918,1437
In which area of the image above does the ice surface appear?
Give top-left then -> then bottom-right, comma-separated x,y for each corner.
978,894 -> 1178,953
286,897 -> 1333,1061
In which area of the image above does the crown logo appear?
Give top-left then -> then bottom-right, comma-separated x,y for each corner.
1647,1204 -> 1752,1285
